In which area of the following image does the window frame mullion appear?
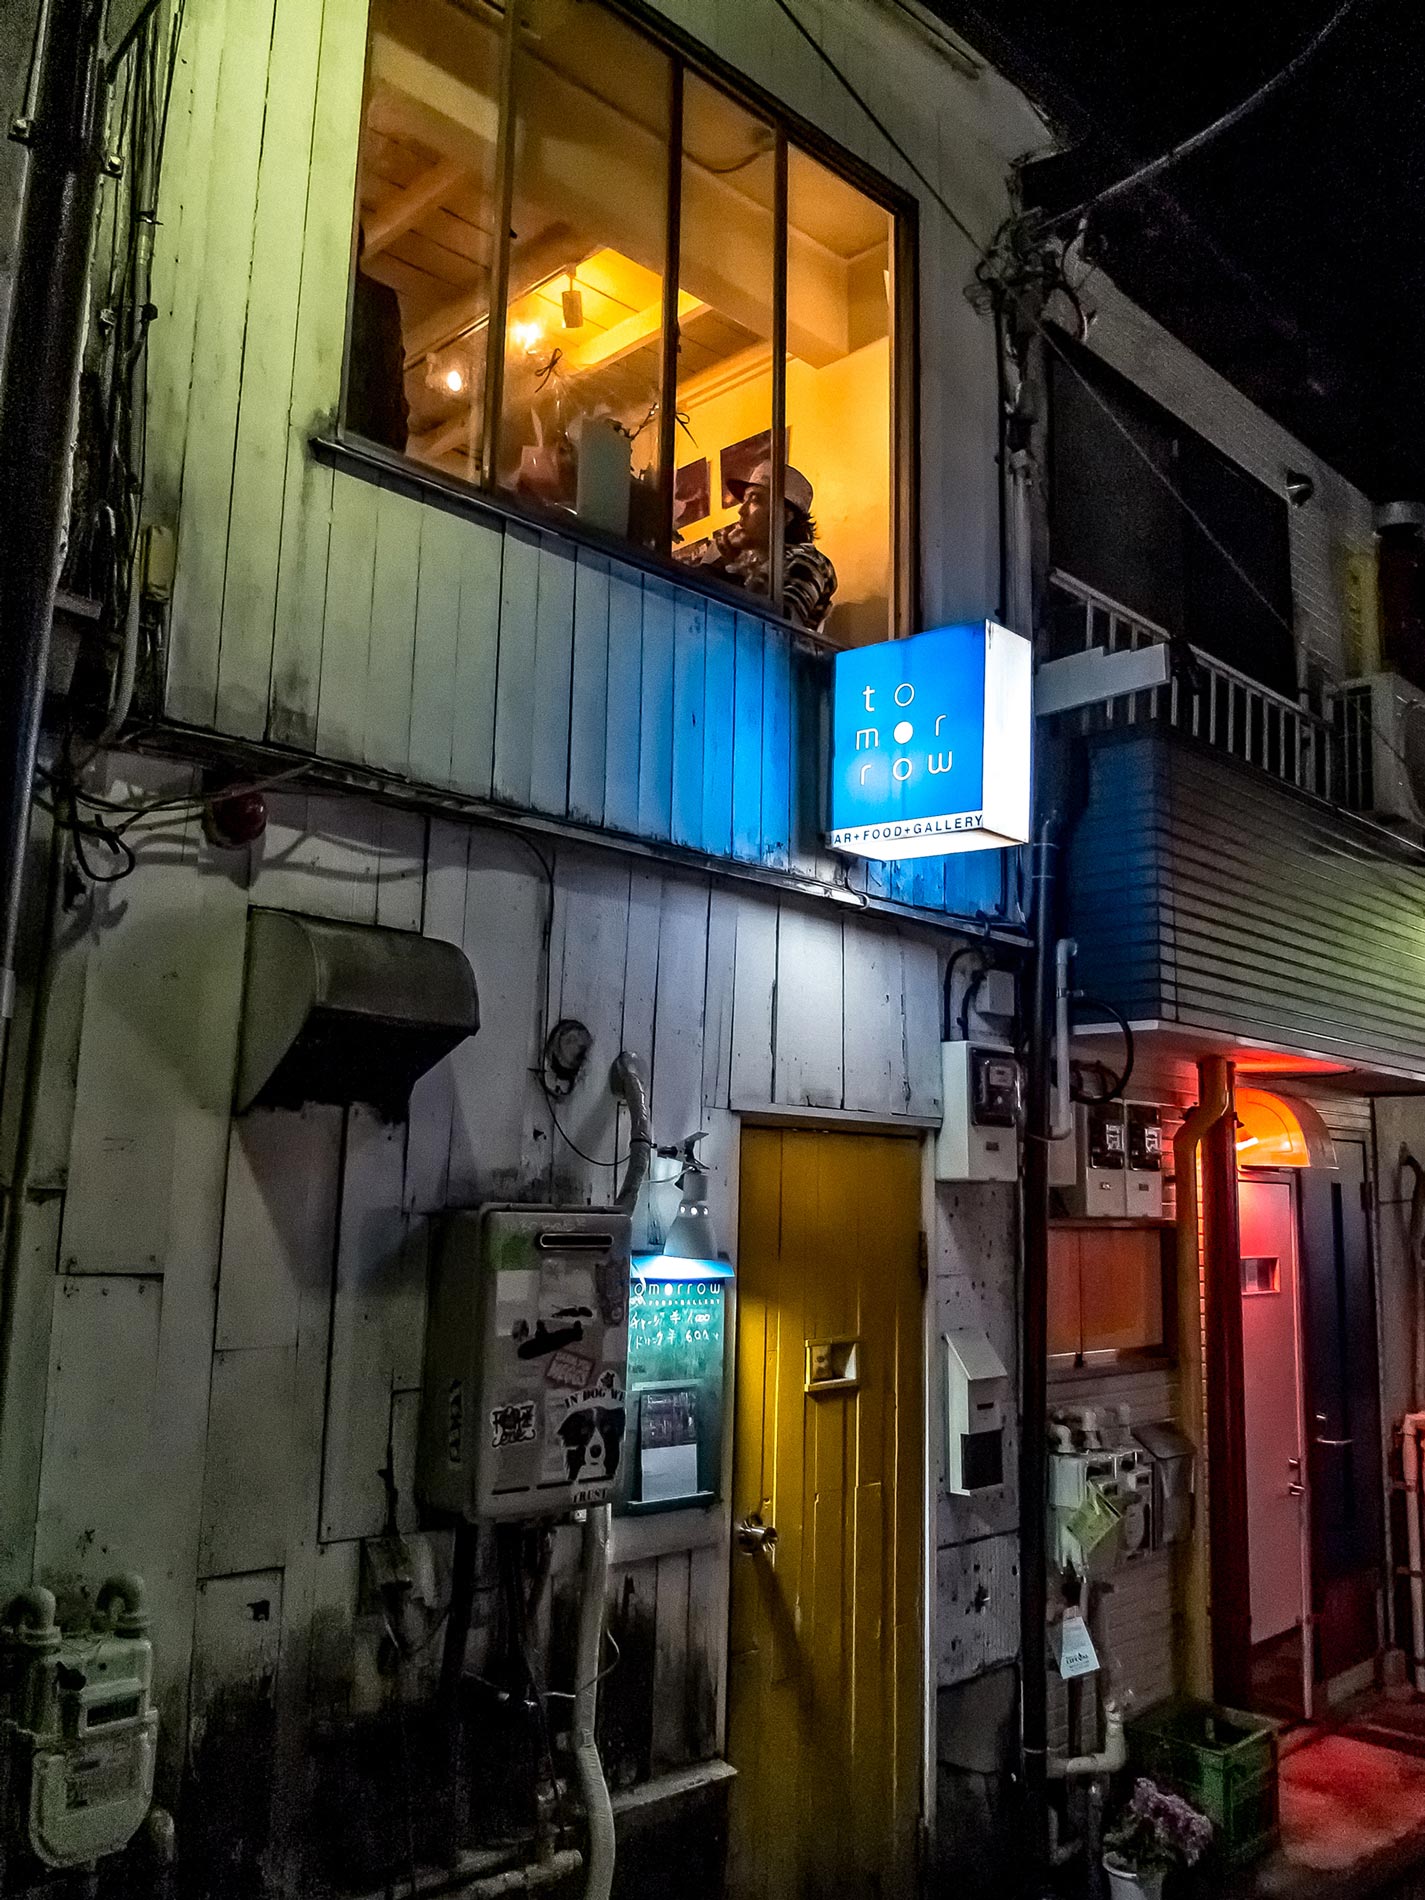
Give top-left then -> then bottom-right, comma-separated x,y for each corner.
479,0 -> 521,492
656,60 -> 684,556
770,129 -> 788,617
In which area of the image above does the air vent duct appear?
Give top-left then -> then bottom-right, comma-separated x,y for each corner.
235,909 -> 479,1118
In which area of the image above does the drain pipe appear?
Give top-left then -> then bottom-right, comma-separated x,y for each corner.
0,0 -> 106,1032
1046,1702 -> 1127,1781
1172,1057 -> 1232,1702
1402,1413 -> 1425,1693
566,1053 -> 651,1900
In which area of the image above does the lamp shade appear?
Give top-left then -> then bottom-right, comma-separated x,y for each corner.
663,1162 -> 719,1264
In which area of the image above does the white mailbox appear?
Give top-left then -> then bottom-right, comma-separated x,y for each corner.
943,1328 -> 1010,1495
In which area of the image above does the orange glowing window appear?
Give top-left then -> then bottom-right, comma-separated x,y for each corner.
1234,1087 -> 1335,1169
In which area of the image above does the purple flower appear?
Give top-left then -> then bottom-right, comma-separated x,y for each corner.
1105,1778 -> 1214,1872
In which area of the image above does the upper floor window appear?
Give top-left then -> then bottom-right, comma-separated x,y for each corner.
1048,339 -> 1296,698
344,0 -> 904,645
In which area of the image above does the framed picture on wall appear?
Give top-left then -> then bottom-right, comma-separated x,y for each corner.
674,457 -> 711,530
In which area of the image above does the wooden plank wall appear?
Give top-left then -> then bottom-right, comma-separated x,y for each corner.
13,765 -> 950,1836
144,0 -> 1029,931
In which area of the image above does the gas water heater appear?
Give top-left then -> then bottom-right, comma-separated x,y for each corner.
419,1206 -> 633,1520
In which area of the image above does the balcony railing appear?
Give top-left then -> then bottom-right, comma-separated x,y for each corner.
1049,571 -> 1338,803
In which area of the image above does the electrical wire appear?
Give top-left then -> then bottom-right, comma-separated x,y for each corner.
775,0 -> 1418,805
1027,0 -> 1363,237
539,1077 -> 629,1172
1069,996 -> 1134,1104
769,0 -> 991,259
952,0 -> 1354,390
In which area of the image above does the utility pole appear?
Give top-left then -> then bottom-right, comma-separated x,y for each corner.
0,0 -> 106,1029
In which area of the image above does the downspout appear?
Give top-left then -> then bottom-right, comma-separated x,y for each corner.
1402,1413 -> 1425,1693
1202,1064 -> 1250,1707
0,0 -> 106,1031
1171,1057 -> 1231,1701
1018,808 -> 1058,1879
567,1053 -> 650,1900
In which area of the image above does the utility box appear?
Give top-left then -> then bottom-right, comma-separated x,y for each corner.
943,1329 -> 1009,1493
1054,1101 -> 1164,1218
1134,1420 -> 1197,1548
936,1043 -> 1022,1183
420,1206 -> 631,1520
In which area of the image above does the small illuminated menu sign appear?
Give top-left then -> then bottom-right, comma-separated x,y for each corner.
827,621 -> 1031,860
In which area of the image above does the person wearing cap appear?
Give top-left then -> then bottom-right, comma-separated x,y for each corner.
689,460 -> 838,635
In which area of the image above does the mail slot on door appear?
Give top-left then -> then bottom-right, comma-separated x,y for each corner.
1133,1419 -> 1196,1548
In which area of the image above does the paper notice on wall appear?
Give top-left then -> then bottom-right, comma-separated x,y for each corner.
1057,1611 -> 1100,1680
1064,1481 -> 1121,1558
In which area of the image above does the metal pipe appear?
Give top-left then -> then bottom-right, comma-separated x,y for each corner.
437,1520 -> 479,1865
0,0 -> 105,1025
572,1504 -> 615,1900
1202,1066 -> 1250,1707
5,1584 -> 59,1644
1172,1057 -> 1232,1701
352,1847 -> 582,1900
610,1053 -> 651,1215
95,1570 -> 148,1633
1051,936 -> 1076,1141
1403,1412 -> 1425,1694
1018,814 -> 1060,1884
1047,1702 -> 1127,1780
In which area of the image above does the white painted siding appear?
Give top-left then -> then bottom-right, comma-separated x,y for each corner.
142,0 -> 1046,845
5,752 -> 962,1835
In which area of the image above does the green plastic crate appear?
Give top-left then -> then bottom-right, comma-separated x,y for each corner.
1127,1700 -> 1280,1869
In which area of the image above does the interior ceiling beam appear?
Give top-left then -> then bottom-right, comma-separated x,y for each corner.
363,155 -> 469,262
404,221 -> 576,364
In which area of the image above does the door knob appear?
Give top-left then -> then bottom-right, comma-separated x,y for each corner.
736,1514 -> 778,1555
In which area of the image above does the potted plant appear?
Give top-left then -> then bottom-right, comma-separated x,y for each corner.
1102,1776 -> 1214,1899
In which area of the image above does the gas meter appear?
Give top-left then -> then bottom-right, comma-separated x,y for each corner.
420,1205 -> 632,1520
2,1577 -> 157,1869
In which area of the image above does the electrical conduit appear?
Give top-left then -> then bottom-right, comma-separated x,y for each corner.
1172,1057 -> 1231,1702
566,1053 -> 652,1900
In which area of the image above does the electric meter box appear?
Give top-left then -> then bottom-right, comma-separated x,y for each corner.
4,1601 -> 156,1868
1053,1101 -> 1164,1218
420,1205 -> 632,1521
936,1042 -> 1022,1183
943,1328 -> 1009,1494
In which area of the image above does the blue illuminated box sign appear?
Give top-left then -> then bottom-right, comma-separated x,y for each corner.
827,621 -> 1031,860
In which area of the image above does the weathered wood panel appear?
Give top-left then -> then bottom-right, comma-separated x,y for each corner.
146,0 -> 1017,930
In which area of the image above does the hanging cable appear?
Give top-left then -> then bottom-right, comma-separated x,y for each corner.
769,0 -> 990,258
1028,0 -> 1362,237
1069,996 -> 1134,1104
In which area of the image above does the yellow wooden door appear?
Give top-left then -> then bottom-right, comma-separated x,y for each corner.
727,1127 -> 924,1900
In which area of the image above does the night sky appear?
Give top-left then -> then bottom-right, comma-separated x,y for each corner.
931,0 -> 1424,502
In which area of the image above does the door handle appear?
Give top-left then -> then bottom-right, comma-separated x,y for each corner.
736,1514 -> 778,1556
1313,1436 -> 1353,1448
1288,1483 -> 1306,1497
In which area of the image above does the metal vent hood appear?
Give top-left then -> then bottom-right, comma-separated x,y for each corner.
236,909 -> 479,1118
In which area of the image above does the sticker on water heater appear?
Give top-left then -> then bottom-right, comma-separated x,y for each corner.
489,1399 -> 538,1449
542,1374 -> 626,1489
545,1347 -> 597,1389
